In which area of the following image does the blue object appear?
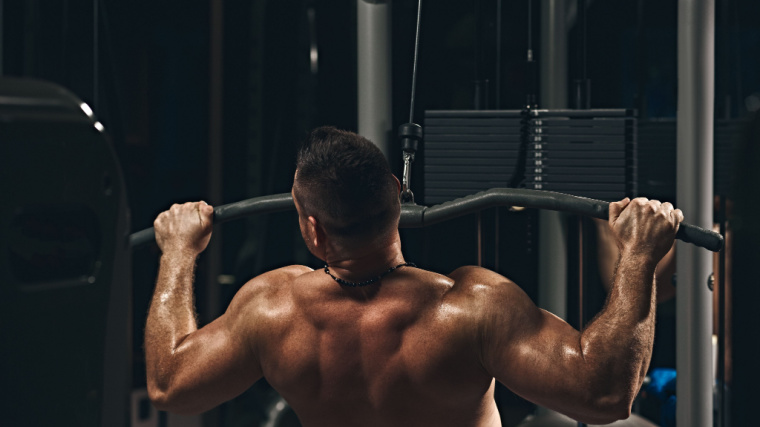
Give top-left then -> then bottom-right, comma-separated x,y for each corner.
647,368 -> 678,401
646,368 -> 677,427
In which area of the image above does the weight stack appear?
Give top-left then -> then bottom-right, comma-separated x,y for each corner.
423,110 -> 524,205
0,78 -> 131,427
524,109 -> 638,202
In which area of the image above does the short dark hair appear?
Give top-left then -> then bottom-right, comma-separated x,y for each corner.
293,126 -> 399,242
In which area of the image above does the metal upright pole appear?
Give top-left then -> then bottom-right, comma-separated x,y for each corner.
676,0 -> 715,426
357,0 -> 392,158
538,0 -> 568,322
540,0 -> 567,112
535,3 -> 568,418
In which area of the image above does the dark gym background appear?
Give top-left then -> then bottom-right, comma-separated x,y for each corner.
3,0 -> 760,426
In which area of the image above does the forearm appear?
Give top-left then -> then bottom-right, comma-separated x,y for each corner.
581,251 -> 658,404
145,250 -> 200,392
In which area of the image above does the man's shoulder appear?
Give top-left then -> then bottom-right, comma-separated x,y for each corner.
228,265 -> 314,310
447,265 -> 517,289
248,264 -> 314,284
441,265 -> 521,307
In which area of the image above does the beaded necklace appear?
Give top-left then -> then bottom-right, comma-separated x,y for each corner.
323,262 -> 416,287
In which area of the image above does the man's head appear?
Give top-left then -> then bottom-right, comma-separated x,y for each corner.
292,127 -> 401,255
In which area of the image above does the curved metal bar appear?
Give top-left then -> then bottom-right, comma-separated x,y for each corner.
129,192 -> 295,248
130,188 -> 724,252
402,188 -> 723,252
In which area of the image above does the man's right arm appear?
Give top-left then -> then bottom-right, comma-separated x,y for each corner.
475,198 -> 682,424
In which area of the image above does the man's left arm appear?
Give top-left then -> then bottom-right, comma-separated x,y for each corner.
145,202 -> 262,414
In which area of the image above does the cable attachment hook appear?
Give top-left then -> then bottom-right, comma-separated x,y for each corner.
398,122 -> 423,204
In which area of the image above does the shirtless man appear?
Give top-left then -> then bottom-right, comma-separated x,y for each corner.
145,126 -> 683,426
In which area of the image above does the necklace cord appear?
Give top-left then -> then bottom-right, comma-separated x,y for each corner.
324,262 -> 416,287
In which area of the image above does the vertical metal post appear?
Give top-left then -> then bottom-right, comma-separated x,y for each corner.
538,0 -> 568,321
540,0 -> 567,111
357,0 -> 392,158
536,2 -> 568,419
676,0 -> 715,426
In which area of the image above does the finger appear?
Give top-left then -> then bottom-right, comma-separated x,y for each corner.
196,204 -> 204,225
194,202 -> 214,220
608,197 -> 631,224
672,209 -> 684,233
660,202 -> 674,218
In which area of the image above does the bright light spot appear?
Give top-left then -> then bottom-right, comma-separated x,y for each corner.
94,121 -> 105,132
80,102 -> 94,118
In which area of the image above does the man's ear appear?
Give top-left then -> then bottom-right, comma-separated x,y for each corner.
307,216 -> 325,249
393,175 -> 401,193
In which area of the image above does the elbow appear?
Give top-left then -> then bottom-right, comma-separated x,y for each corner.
578,391 -> 634,425
595,401 -> 632,425
147,382 -> 203,416
147,383 -> 171,412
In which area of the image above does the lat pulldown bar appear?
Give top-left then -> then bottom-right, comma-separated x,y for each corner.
130,188 -> 724,252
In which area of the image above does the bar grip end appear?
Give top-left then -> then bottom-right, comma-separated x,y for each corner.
676,223 -> 724,252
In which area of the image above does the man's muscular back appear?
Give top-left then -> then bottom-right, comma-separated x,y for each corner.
239,265 -> 503,427
147,197 -> 680,425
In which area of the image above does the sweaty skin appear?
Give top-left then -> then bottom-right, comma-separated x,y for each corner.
145,197 -> 682,426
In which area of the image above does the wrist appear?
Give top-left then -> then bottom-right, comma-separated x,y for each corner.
160,246 -> 200,262
618,249 -> 658,272
618,243 -> 658,261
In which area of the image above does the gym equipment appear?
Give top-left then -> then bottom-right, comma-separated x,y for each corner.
0,78 -> 131,427
525,109 -> 637,201
422,109 -> 638,204
423,110 -> 524,204
129,188 -> 724,252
